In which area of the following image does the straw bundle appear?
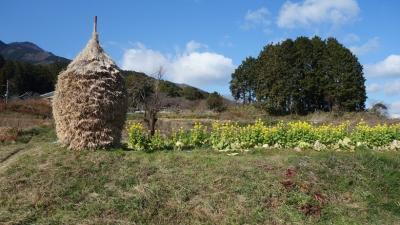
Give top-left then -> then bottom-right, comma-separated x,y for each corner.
53,17 -> 127,150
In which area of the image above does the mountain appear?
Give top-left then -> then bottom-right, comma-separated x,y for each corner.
0,40 -> 6,50
0,40 -> 70,65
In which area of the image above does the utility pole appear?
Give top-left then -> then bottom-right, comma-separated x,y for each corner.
1,79 -> 8,104
5,79 -> 9,104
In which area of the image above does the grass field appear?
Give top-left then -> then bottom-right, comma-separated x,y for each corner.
1,127 -> 399,225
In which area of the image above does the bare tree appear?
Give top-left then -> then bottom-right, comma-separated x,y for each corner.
141,67 -> 165,136
370,102 -> 388,118
1,80 -> 9,105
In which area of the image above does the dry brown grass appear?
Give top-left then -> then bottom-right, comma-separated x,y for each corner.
0,127 -> 20,143
0,99 -> 52,118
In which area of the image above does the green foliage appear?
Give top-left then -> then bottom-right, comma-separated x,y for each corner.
124,71 -> 154,109
188,122 -> 209,147
127,123 -> 148,151
230,56 -> 257,104
148,130 -> 172,152
159,81 -> 182,97
210,122 -> 239,150
128,121 -> 400,152
170,123 -> 210,150
351,121 -> 400,148
0,59 -> 68,95
238,120 -> 267,148
123,70 -> 208,110
231,36 -> 366,115
127,123 -> 174,152
206,92 -> 226,112
181,86 -> 205,100
314,123 -> 349,145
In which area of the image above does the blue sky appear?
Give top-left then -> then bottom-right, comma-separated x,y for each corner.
1,0 -> 400,116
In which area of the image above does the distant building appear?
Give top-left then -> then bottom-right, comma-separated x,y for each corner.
40,91 -> 54,102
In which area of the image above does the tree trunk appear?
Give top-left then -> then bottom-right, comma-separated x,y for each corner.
144,111 -> 158,136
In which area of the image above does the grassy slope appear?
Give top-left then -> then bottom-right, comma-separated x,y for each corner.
0,128 -> 399,225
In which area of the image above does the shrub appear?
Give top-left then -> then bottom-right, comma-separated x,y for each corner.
239,120 -> 266,148
127,123 -> 148,151
148,130 -> 172,151
314,123 -> 349,145
189,122 -> 209,147
170,123 -> 209,150
285,121 -> 316,147
369,102 -> 388,117
171,127 -> 192,150
206,92 -> 226,112
210,122 -> 239,150
351,121 -> 400,147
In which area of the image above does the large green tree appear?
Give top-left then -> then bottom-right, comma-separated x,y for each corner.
321,38 -> 366,111
230,56 -> 257,104
231,36 -> 366,115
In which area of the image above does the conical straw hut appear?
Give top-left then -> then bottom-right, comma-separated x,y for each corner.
53,17 -> 127,150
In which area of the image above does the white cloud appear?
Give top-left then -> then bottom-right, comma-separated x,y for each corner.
219,35 -> 234,48
366,83 -> 382,93
349,37 -> 379,56
169,52 -> 234,84
241,7 -> 271,32
185,40 -> 207,53
365,55 -> 400,77
389,102 -> 400,118
366,80 -> 400,96
384,80 -> 400,96
343,33 -> 360,44
121,41 -> 235,89
122,43 -> 169,76
277,0 -> 360,28
391,114 -> 400,119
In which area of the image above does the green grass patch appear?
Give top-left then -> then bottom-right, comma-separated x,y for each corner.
0,129 -> 399,224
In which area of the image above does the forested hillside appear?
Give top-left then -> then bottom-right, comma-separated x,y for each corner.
0,55 -> 67,95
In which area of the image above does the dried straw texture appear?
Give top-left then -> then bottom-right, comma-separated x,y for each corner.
53,31 -> 127,150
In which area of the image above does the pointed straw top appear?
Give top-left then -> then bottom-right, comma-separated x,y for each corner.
92,16 -> 98,42
94,16 -> 97,33
64,16 -> 119,75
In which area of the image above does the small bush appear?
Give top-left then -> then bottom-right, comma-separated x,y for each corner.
127,123 -> 173,151
148,131 -> 172,152
369,102 -> 388,118
206,92 -> 226,112
127,123 -> 148,151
